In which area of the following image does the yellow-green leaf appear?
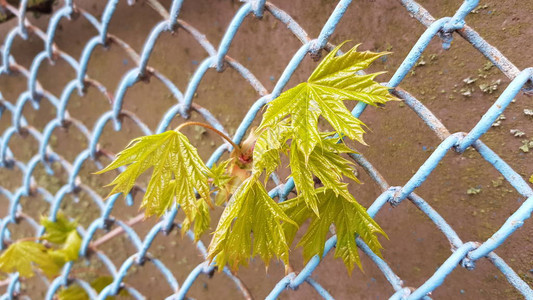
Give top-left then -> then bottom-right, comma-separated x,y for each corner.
49,230 -> 82,262
307,136 -> 360,197
98,130 -> 212,239
58,275 -> 129,300
209,159 -> 237,206
41,213 -> 82,263
207,177 -> 296,271
289,142 -> 319,215
95,133 -> 175,175
287,134 -> 360,216
91,275 -> 129,297
308,42 -> 386,83
209,159 -> 233,189
58,285 -> 88,300
280,188 -> 385,274
253,119 -> 291,178
258,43 -> 396,159
40,213 -> 78,244
259,84 -> 303,130
0,241 -> 62,278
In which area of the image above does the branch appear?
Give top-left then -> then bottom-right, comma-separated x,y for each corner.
90,213 -> 145,248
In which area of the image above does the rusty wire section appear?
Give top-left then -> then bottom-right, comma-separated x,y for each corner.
0,0 -> 532,299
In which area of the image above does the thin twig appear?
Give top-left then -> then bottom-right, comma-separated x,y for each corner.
227,269 -> 254,300
145,0 -> 169,18
175,121 -> 241,154
90,213 -> 145,248
0,277 -> 12,287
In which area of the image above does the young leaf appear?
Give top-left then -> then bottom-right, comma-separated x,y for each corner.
209,159 -> 236,205
58,285 -> 89,300
260,83 -> 321,159
0,241 -> 62,277
49,230 -> 82,262
307,135 -> 360,196
58,275 -> 129,300
287,134 -> 360,215
41,213 -> 82,262
96,130 -> 212,239
90,275 -> 129,297
309,42 -> 385,82
40,213 -> 78,244
209,159 -> 234,189
252,119 -> 291,179
259,43 -> 396,160
280,188 -> 385,274
207,177 -> 296,271
181,197 -> 210,239
95,132 -> 178,197
289,142 -> 320,215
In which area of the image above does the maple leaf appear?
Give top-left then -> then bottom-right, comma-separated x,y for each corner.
306,135 -> 360,195
289,141 -> 319,214
209,159 -> 234,189
0,241 -> 62,278
259,42 -> 396,159
58,275 -> 129,300
288,134 -> 360,215
0,214 -> 83,279
207,177 -> 296,271
96,130 -> 212,239
42,213 -> 83,267
209,159 -> 236,205
40,213 -> 77,244
41,214 -> 82,262
48,230 -> 82,262
280,188 -> 386,274
58,285 -> 89,300
252,119 -> 292,179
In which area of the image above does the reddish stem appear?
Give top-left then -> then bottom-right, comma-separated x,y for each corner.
175,122 -> 241,154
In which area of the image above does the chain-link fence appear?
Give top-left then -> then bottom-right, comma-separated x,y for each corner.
0,0 -> 532,299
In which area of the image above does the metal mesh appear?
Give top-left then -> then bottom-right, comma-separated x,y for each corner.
0,0 -> 532,299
